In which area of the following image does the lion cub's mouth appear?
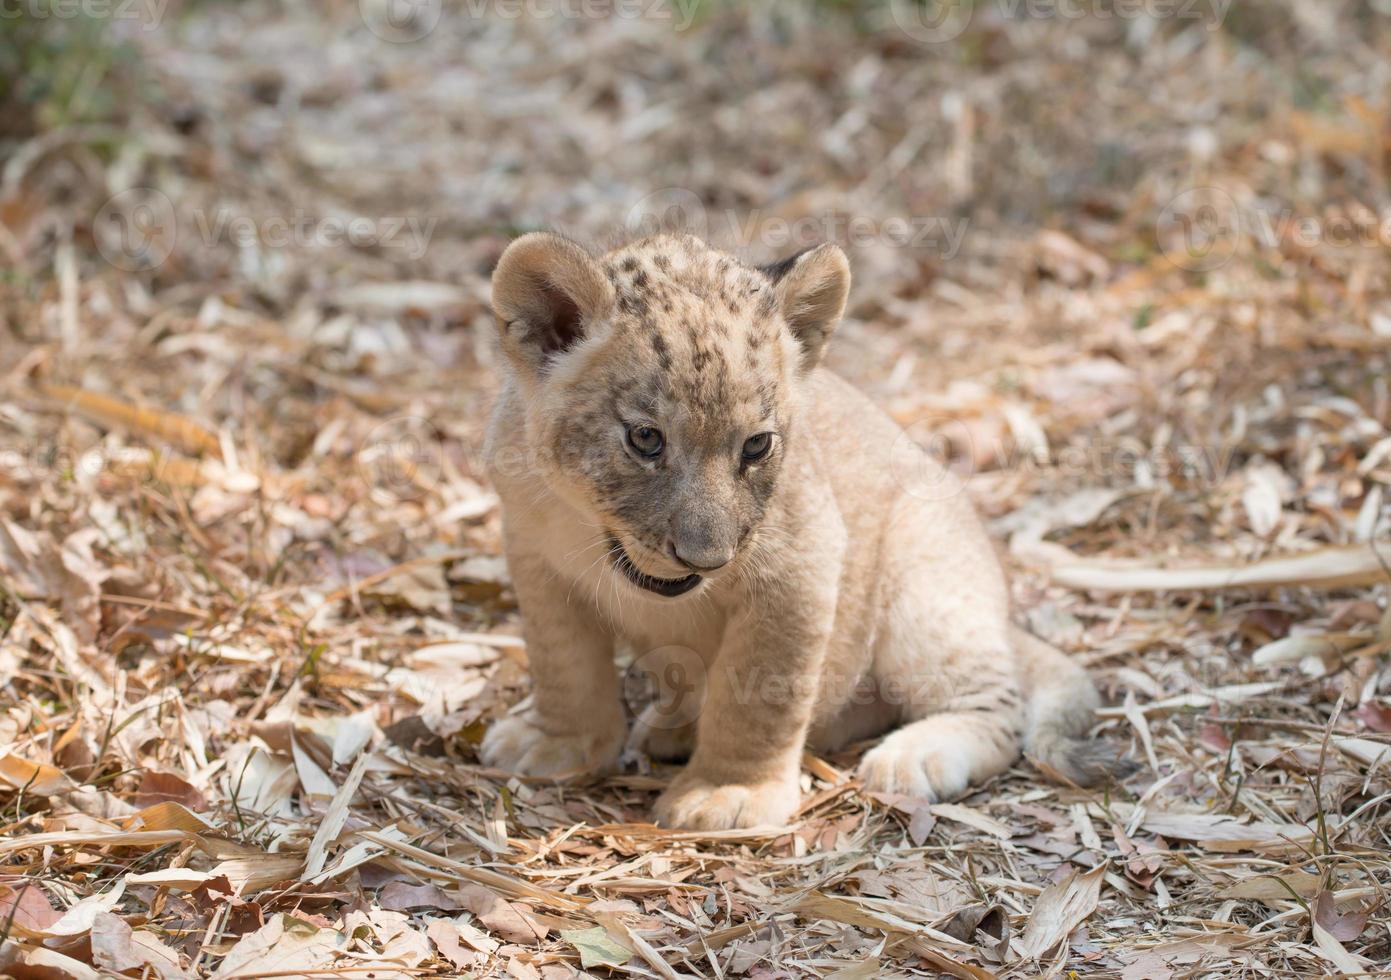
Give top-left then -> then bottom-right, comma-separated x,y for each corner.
609,538 -> 703,598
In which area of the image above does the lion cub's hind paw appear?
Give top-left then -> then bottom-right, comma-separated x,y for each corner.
857,726 -> 979,803
479,711 -> 623,778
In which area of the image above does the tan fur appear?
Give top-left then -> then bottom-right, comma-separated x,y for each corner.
480,232 -> 1112,830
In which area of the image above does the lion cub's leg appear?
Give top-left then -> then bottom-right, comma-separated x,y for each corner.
480,548 -> 626,777
653,565 -> 840,830
857,560 -> 1024,802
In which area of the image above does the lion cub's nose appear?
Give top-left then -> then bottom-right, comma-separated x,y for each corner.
669,540 -> 734,572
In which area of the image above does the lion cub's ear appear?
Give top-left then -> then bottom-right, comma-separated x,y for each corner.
761,243 -> 850,371
491,233 -> 615,374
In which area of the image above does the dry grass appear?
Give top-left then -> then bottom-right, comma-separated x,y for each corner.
2,2 -> 1390,977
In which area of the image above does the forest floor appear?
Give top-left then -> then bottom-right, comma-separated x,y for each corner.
2,1 -> 1390,977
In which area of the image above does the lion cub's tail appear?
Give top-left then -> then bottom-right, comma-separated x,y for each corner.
1012,626 -> 1128,786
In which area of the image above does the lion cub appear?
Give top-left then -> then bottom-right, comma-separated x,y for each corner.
480,232 -> 1109,830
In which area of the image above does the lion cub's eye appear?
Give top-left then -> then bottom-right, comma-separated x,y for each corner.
626,425 -> 665,459
741,432 -> 773,462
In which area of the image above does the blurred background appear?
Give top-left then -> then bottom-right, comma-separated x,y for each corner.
3,2 -> 1391,976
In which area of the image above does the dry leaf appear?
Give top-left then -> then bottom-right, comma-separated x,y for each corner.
455,884 -> 548,944
426,919 -> 479,970
1019,865 -> 1105,959
0,882 -> 61,934
0,754 -> 74,796
1313,890 -> 1371,943
1353,699 -> 1391,732
0,943 -> 101,979
91,912 -> 191,979
560,925 -> 634,969
927,803 -> 1014,839
378,880 -> 462,911
134,771 -> 209,812
302,751 -> 370,879
210,914 -> 346,979
41,880 -> 126,938
1050,543 -> 1391,592
35,382 -> 221,456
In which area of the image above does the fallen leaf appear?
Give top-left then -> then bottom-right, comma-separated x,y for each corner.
35,382 -> 221,456
134,771 -> 209,812
1019,865 -> 1104,959
1217,871 -> 1321,901
0,753 -> 75,796
1049,543 -> 1391,592
379,881 -> 463,911
455,884 -> 548,944
0,881 -> 61,933
426,919 -> 480,970
210,914 -> 346,979
1353,699 -> 1391,732
91,912 -> 191,979
302,752 -> 370,880
1241,461 -> 1288,536
1313,890 -> 1371,942
41,880 -> 126,938
1139,811 -> 1313,850
824,958 -> 882,979
560,925 -> 634,969
928,803 -> 1013,839
0,943 -> 101,979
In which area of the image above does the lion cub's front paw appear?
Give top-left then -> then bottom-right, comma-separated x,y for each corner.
653,772 -> 800,830
479,710 -> 623,778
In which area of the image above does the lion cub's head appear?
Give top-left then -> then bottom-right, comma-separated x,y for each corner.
490,233 -> 849,599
